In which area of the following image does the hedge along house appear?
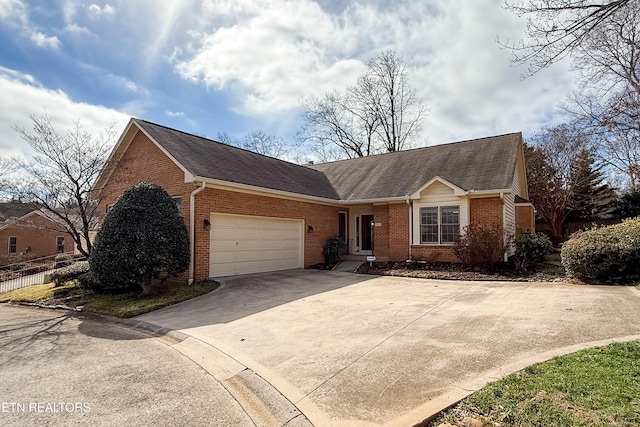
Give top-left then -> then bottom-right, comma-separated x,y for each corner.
93,118 -> 534,283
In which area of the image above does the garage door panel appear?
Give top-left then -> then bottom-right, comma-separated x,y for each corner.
209,251 -> 236,263
209,214 -> 303,277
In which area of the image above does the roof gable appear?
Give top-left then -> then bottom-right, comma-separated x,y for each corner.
0,210 -> 63,232
309,133 -> 522,200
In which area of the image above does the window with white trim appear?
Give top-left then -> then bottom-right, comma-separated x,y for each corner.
8,236 -> 17,254
419,206 -> 460,244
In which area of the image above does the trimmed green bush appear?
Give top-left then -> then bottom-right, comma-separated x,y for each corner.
511,231 -> 553,272
78,270 -> 99,290
51,262 -> 90,287
90,183 -> 190,294
322,235 -> 344,265
561,217 -> 640,283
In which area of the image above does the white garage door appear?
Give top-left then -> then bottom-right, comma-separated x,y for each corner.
209,213 -> 304,277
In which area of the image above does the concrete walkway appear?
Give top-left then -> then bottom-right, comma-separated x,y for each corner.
137,270 -> 640,426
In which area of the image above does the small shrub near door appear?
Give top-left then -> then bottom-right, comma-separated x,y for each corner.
561,217 -> 640,283
322,235 -> 344,265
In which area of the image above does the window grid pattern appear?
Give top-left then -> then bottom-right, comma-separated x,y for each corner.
419,206 -> 460,244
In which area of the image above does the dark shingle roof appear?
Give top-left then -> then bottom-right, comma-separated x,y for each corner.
0,202 -> 39,222
133,119 -> 521,202
135,119 -> 340,200
309,133 -> 522,200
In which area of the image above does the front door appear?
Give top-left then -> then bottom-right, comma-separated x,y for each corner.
361,214 -> 373,251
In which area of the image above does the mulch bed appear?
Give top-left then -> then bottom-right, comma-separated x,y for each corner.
355,261 -> 566,282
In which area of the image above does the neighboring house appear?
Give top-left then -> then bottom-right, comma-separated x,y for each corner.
0,205 -> 74,260
93,118 -> 534,282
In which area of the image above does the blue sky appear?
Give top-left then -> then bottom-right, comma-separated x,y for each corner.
0,0 -> 576,160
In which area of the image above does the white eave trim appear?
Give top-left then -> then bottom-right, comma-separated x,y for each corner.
192,176 -> 344,205
192,176 -> 414,206
468,189 -> 513,196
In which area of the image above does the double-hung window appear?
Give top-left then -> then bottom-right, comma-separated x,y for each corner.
419,206 -> 460,244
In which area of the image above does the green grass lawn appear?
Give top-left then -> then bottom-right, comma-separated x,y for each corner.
433,341 -> 640,427
0,280 -> 218,318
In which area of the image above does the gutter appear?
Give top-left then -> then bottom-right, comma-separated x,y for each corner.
188,181 -> 206,285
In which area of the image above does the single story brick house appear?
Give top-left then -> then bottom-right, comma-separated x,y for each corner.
0,203 -> 74,262
93,118 -> 534,282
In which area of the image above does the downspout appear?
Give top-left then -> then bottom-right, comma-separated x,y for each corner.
406,197 -> 412,261
189,181 -> 206,285
499,192 -> 508,262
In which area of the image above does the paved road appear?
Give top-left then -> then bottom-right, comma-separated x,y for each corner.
138,270 -> 640,427
0,305 -> 253,427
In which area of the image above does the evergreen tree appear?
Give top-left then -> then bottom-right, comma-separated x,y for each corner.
90,183 -> 190,294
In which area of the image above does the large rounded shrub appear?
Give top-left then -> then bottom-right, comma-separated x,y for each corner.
561,217 -> 640,283
90,183 -> 190,294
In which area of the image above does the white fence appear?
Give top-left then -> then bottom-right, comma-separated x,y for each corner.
0,253 -> 85,293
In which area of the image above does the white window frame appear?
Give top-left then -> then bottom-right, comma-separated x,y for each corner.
414,204 -> 464,246
418,204 -> 461,245
8,236 -> 17,254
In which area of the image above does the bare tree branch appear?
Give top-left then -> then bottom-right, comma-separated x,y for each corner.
298,50 -> 426,160
502,0 -> 634,78
10,112 -> 117,257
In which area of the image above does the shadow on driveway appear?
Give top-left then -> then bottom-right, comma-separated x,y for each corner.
137,269 -> 372,329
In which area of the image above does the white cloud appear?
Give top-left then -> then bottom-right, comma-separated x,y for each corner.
106,74 -> 145,94
0,67 -> 129,157
173,0 -> 576,144
0,0 -> 27,25
87,3 -> 115,19
166,111 -> 185,117
175,0 -> 367,115
30,31 -> 61,49
63,23 -> 91,35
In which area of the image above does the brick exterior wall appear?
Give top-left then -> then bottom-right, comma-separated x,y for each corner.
98,129 -> 343,283
410,245 -> 460,263
469,197 -> 503,227
0,214 -> 73,260
97,130 -> 197,224
515,204 -> 535,233
389,203 -> 410,261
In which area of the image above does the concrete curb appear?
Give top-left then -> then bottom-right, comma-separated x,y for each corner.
69,308 -> 313,427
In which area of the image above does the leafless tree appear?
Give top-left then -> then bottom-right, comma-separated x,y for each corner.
0,157 -> 17,197
299,50 -> 426,160
241,130 -> 290,159
217,130 -> 291,159
525,123 -> 593,239
11,112 -> 117,257
502,0 -> 634,77
563,85 -> 640,188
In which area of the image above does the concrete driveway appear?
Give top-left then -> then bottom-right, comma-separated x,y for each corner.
138,270 -> 640,426
0,305 -> 253,427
